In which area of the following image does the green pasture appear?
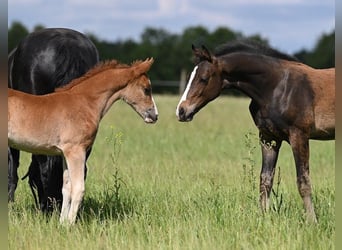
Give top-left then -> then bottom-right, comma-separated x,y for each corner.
9,95 -> 335,250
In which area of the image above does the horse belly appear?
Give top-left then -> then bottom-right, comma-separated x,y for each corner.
311,113 -> 335,140
8,130 -> 62,155
8,107 -> 63,155
311,96 -> 335,140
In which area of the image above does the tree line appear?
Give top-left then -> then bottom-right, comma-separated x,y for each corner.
8,21 -> 334,94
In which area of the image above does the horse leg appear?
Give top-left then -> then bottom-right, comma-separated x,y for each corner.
289,129 -> 317,223
60,158 -> 71,223
29,155 -> 46,210
62,148 -> 86,224
259,134 -> 282,212
45,156 -> 64,211
32,155 -> 65,212
84,147 -> 92,180
8,147 -> 20,202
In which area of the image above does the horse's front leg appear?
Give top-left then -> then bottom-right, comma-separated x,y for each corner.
8,147 -> 20,202
62,148 -> 86,224
289,129 -> 317,223
60,158 -> 71,223
259,134 -> 282,212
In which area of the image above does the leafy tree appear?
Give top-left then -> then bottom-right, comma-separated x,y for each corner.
294,30 -> 334,68
141,27 -> 172,45
8,21 -> 29,52
8,21 -> 335,94
205,26 -> 242,51
33,24 -> 46,32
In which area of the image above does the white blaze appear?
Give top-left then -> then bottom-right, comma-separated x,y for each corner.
152,96 -> 158,116
149,80 -> 159,116
176,66 -> 198,117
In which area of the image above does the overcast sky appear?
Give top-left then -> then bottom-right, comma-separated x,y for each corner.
8,0 -> 334,54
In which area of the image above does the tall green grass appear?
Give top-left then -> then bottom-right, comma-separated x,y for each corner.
9,95 -> 335,249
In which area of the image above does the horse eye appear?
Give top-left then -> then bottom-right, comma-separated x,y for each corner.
144,87 -> 151,95
200,77 -> 209,84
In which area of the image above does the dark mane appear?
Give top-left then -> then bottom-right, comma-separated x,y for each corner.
55,60 -> 131,92
214,39 -> 299,62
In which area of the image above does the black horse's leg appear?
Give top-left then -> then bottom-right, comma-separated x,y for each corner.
8,147 -> 20,202
27,155 -> 44,210
84,147 -> 92,180
289,129 -> 317,223
32,155 -> 63,213
45,156 -> 64,212
259,134 -> 282,212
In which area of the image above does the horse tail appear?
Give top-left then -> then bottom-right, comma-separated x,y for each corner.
21,170 -> 40,209
8,47 -> 17,88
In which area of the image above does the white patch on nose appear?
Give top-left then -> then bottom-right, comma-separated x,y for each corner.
176,66 -> 198,117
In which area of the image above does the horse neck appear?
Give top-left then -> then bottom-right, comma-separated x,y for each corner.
220,53 -> 284,105
69,68 -> 130,118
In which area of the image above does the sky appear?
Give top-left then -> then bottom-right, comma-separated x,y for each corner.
8,0 -> 335,54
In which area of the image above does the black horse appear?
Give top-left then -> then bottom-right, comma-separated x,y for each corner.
8,28 -> 99,212
176,40 -> 335,222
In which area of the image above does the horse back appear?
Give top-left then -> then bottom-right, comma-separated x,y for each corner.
9,28 -> 99,95
252,63 -> 335,141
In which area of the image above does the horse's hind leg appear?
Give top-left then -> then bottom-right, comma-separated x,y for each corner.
289,129 -> 317,223
259,134 -> 281,212
8,147 -> 20,202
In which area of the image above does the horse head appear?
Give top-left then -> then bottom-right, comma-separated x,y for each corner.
121,58 -> 158,124
176,45 -> 227,122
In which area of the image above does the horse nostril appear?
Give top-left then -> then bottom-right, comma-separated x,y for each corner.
178,107 -> 185,117
147,108 -> 158,121
153,112 -> 158,120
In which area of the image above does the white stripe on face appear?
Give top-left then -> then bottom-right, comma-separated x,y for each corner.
152,96 -> 158,116
176,66 -> 198,116
149,80 -> 158,115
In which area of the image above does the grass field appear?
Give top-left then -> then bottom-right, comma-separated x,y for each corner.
9,95 -> 335,250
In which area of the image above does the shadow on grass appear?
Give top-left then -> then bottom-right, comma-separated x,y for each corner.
77,187 -> 137,223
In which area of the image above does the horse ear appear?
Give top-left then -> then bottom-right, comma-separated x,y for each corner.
201,45 -> 213,62
192,44 -> 213,63
134,58 -> 154,75
192,44 -> 202,57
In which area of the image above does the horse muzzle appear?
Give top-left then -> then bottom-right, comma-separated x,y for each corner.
176,106 -> 195,122
143,108 -> 158,124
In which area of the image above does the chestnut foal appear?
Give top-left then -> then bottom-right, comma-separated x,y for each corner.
8,58 -> 158,224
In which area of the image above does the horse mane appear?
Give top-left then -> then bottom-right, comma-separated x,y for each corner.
55,59 -> 136,92
214,39 -> 299,62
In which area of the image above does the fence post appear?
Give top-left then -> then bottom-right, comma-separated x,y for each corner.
179,69 -> 187,95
